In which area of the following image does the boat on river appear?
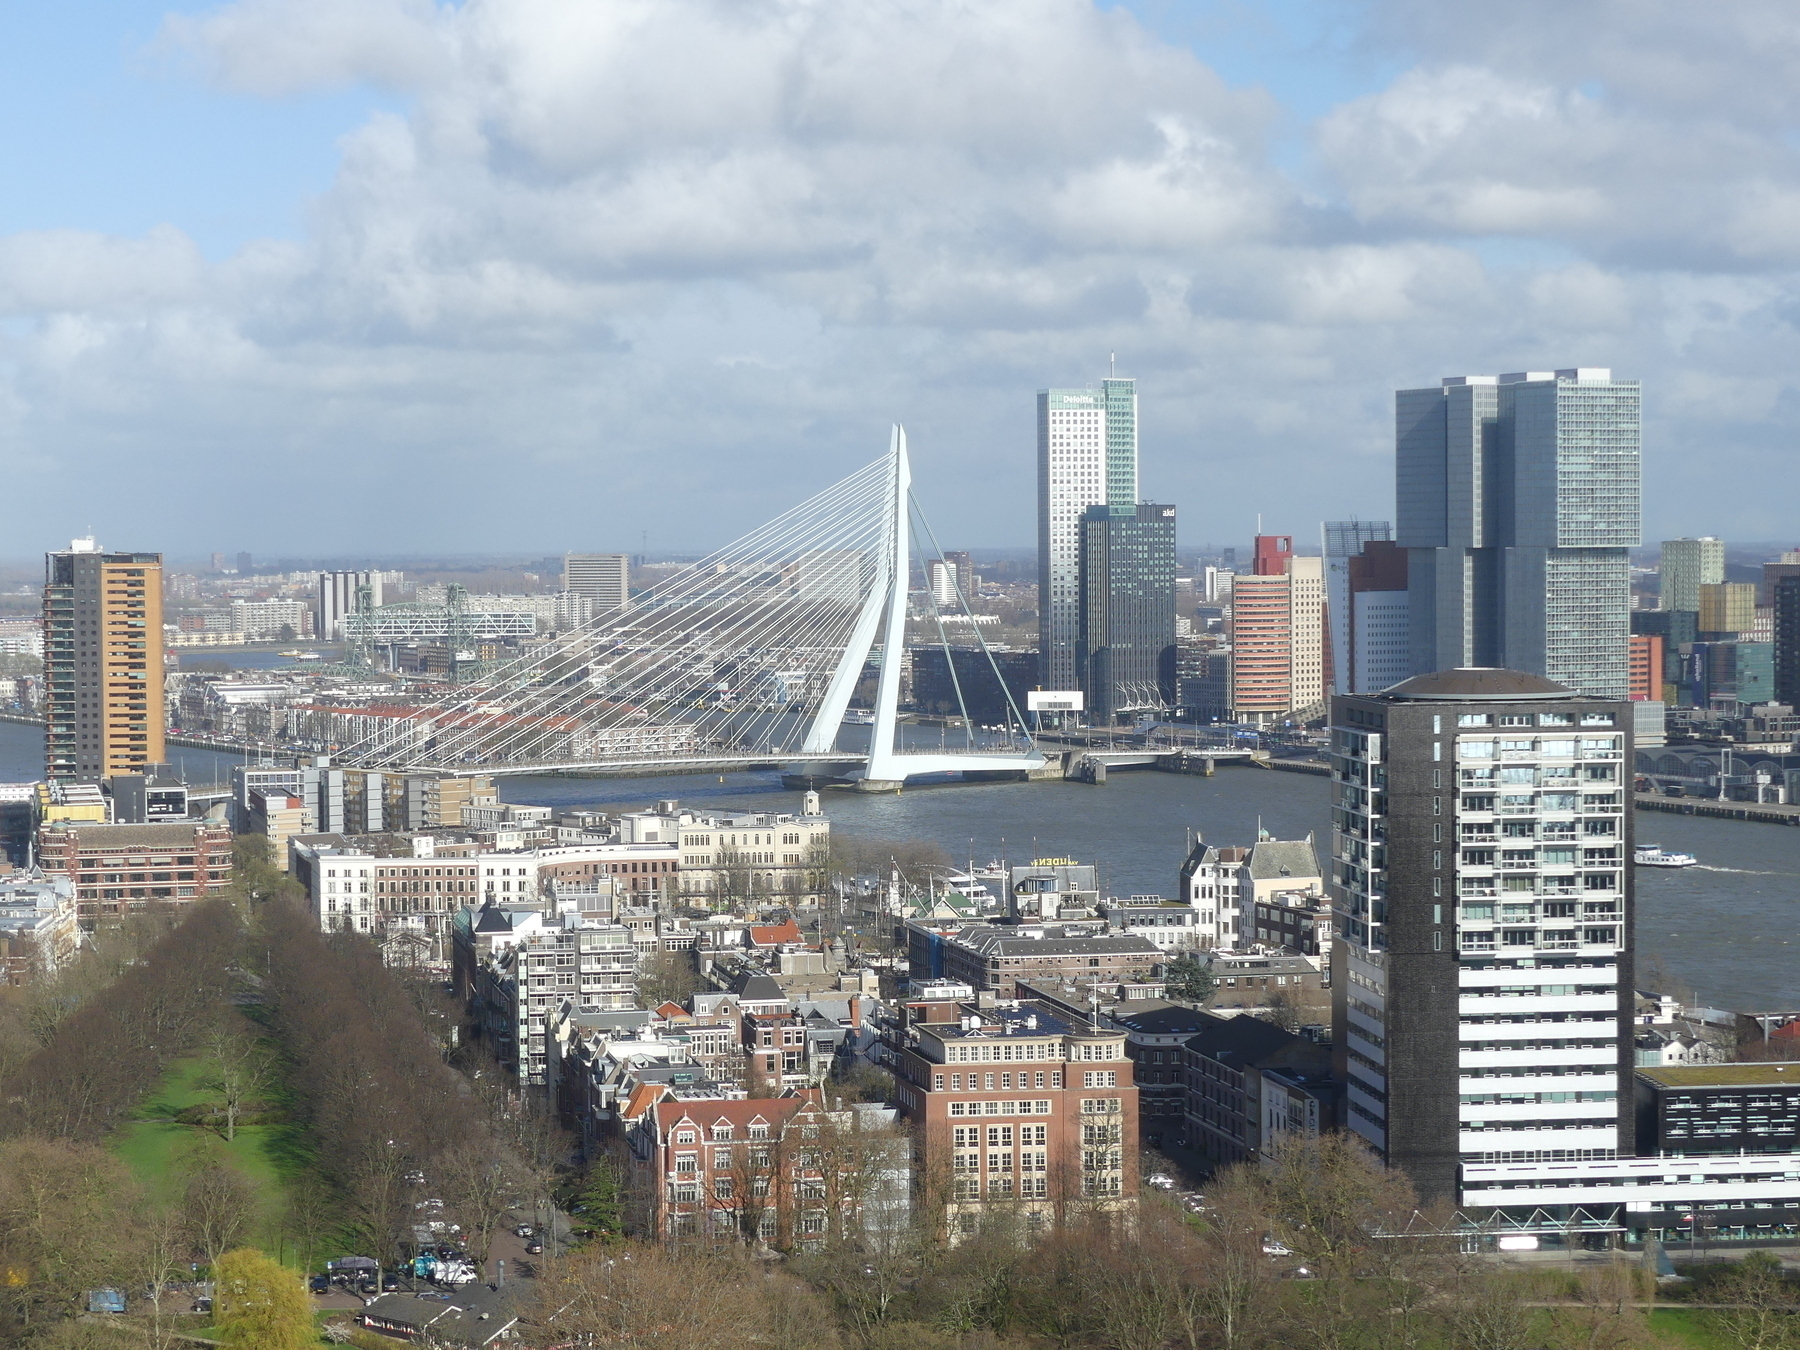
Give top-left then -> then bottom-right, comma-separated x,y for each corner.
1635,844 -> 1698,868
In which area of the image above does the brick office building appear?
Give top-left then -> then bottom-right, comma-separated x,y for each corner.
905,920 -> 1162,999
888,993 -> 1138,1238
36,820 -> 234,922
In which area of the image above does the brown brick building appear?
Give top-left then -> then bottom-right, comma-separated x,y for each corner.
36,820 -> 234,922
888,995 -> 1138,1238
905,921 -> 1163,999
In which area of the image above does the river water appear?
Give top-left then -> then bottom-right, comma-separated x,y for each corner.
3,721 -> 1796,1011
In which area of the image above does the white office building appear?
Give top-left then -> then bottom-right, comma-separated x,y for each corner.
318,571 -> 383,641
1038,375 -> 1137,691
563,554 -> 630,613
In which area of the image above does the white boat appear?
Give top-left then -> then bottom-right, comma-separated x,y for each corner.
842,708 -> 876,725
1635,844 -> 1698,868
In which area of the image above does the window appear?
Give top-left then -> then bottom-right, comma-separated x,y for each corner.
1083,1070 -> 1117,1088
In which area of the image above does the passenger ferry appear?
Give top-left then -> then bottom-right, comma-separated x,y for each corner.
1635,844 -> 1698,868
842,708 -> 877,725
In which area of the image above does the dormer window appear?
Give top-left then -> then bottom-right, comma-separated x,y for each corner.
748,1123 -> 770,1140
675,1130 -> 696,1144
711,1124 -> 733,1140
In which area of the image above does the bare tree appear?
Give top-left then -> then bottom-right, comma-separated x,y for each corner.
201,1020 -> 275,1142
179,1142 -> 258,1271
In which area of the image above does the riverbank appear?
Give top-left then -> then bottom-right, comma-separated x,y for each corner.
1636,792 -> 1800,826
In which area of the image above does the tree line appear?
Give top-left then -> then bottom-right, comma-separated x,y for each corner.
257,898 -> 552,1267
531,1132 -> 1799,1350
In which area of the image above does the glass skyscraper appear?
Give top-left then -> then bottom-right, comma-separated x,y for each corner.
1397,369 -> 1640,699
1038,375 -> 1137,692
1077,502 -> 1176,722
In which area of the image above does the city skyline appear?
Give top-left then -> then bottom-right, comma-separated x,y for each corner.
6,3 -> 1800,553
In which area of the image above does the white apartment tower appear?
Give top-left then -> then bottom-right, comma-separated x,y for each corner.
1330,669 -> 1632,1206
318,571 -> 383,642
563,554 -> 630,614
1039,375 -> 1137,691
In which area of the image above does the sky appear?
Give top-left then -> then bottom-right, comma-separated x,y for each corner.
3,0 -> 1800,559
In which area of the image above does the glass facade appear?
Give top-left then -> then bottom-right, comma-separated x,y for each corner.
1076,503 -> 1176,722
1039,377 -> 1137,692
1397,370 -> 1640,697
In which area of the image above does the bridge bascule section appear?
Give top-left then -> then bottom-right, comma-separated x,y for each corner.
336,428 -> 1045,788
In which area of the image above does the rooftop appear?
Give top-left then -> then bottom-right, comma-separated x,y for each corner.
1377,668 -> 1574,702
1638,1064 -> 1800,1089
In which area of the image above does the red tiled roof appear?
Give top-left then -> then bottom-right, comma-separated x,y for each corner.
749,919 -> 803,947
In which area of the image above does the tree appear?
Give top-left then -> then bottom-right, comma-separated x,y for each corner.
0,1137 -> 145,1334
1165,953 -> 1215,1003
1710,1251 -> 1800,1350
201,1021 -> 275,1142
179,1141 -> 259,1271
635,948 -> 702,1010
212,1247 -> 315,1350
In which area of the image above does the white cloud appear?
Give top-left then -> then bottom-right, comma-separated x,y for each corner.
3,0 -> 1800,552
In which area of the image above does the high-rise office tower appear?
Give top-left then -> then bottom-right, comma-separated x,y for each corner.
927,559 -> 959,607
43,540 -> 166,783
1660,538 -> 1723,614
1076,502 -> 1176,722
318,571 -> 383,641
1227,538 -> 1325,723
1345,540 -> 1410,694
1038,374 -> 1137,692
236,551 -> 253,577
1398,369 -> 1640,699
1330,669 -> 1633,1204
1774,576 -> 1800,708
563,553 -> 630,613
1325,521 -> 1393,694
944,550 -> 975,600
1697,582 -> 1756,639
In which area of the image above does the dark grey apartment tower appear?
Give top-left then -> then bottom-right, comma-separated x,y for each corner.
1077,502 -> 1176,723
1398,370 -> 1640,699
1329,669 -> 1634,1206
1776,576 -> 1800,710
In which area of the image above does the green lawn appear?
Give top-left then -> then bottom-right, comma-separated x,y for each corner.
1649,1306 -> 1735,1349
113,1054 -> 308,1261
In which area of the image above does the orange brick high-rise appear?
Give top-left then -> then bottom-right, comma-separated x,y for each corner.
43,543 -> 165,782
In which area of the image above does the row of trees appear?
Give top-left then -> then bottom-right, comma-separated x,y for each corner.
532,1134 -> 1686,1350
0,900 -> 240,1141
258,898 -> 557,1266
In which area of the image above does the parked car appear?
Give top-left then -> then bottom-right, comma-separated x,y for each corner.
514,1225 -> 535,1239
309,1276 -> 330,1294
526,1242 -> 544,1255
381,1272 -> 400,1292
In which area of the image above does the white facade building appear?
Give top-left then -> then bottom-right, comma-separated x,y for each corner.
1038,376 -> 1136,692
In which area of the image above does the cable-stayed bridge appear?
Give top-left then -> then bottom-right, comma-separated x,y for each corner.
335,428 -> 1046,789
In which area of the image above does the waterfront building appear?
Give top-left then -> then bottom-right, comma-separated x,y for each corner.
1177,840 -> 1249,948
1227,537 -> 1325,723
911,647 -> 1038,725
1324,520 -> 1392,694
1038,374 -> 1137,692
1776,575 -> 1800,709
42,540 -> 164,783
1346,540 -> 1410,693
1398,369 -> 1639,698
317,570 -> 383,642
1660,538 -> 1724,614
563,553 -> 630,612
1076,502 -> 1177,721
1329,668 -> 1633,1205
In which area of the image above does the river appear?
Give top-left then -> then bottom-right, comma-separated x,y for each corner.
3,720 -> 1796,1012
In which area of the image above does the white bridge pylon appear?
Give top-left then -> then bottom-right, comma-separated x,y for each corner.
335,426 -> 1045,786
